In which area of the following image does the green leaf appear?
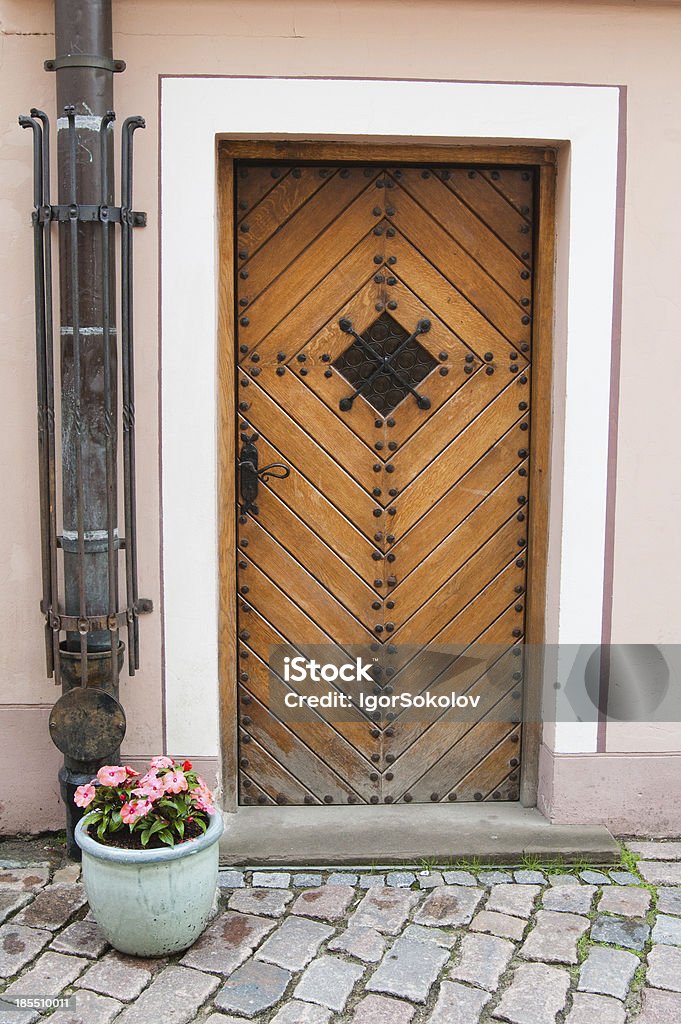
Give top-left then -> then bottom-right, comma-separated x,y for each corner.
194,816 -> 208,834
158,829 -> 175,847
140,829 -> 151,847
176,820 -> 184,840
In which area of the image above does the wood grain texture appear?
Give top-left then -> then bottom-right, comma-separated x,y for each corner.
218,146 -> 554,807
217,150 -> 238,811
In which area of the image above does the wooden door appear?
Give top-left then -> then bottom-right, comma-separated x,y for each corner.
233,159 -> 538,807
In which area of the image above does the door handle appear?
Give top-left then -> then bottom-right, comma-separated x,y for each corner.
238,432 -> 290,515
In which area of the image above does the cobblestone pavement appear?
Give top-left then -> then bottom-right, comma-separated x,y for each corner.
1,840 -> 681,1023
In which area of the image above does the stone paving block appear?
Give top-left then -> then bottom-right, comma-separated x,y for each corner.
478,870 -> 513,886
598,885 -> 651,917
414,885 -> 483,927
636,987 -> 681,1023
514,870 -> 546,885
366,935 -> 448,1003
450,932 -> 514,991
291,884 -> 355,922
293,873 -> 322,888
520,910 -> 589,964
214,958 -> 291,1018
470,910 -> 526,942
350,887 -> 420,935
591,913 -> 651,950
427,980 -> 490,1024
542,885 -> 596,915
403,923 -> 457,948
179,911 -> 274,975
386,871 -> 416,888
50,918 -> 109,958
610,871 -> 640,886
252,871 -> 291,888
3,950 -> 86,997
52,863 -> 81,885
46,990 -> 123,1024
648,943 -> 681,991
629,842 -> 681,860
201,1015 -> 256,1024
328,872 -> 358,886
359,875 -> 385,888
0,860 -> 50,871
0,867 -> 50,892
657,888 -> 681,915
328,926 -> 386,963
0,923 -> 51,976
486,884 -> 540,918
228,887 -> 293,918
548,873 -> 581,886
577,945 -> 638,999
565,992 -> 625,1024
0,1005 -> 38,1024
652,914 -> 681,946
443,870 -> 477,886
579,870 -> 611,885
255,915 -> 333,970
115,964 -> 219,1024
492,962 -> 570,1024
218,870 -> 245,889
294,954 -> 364,1011
13,884 -> 87,931
270,1001 -> 332,1024
76,952 -> 152,1000
351,993 -> 415,1024
639,862 -> 681,886
418,871 -> 444,888
0,890 -> 31,924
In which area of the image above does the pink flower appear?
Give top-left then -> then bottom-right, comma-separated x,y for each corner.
74,783 -> 96,808
133,775 -> 164,801
192,784 -> 215,814
163,770 -> 188,794
124,766 -> 140,777
96,765 -> 128,787
121,798 -> 153,824
150,756 -> 174,770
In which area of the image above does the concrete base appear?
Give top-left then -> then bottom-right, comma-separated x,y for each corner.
219,803 -> 619,866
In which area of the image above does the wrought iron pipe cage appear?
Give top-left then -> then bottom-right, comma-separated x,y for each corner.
19,107 -> 151,687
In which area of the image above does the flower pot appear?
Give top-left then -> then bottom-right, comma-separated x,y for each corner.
75,809 -> 224,956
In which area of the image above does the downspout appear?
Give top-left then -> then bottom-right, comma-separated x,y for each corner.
20,0 -> 150,858
54,0 -> 120,856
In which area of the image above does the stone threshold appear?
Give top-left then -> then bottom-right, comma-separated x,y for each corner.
219,803 -> 619,866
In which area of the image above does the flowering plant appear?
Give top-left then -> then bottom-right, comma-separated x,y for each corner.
74,757 -> 216,848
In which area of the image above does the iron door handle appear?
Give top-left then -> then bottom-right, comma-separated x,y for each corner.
238,432 -> 290,515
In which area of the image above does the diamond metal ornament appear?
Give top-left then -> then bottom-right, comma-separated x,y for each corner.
333,312 -> 435,414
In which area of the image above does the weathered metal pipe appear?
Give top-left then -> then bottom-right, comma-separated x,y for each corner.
54,0 -> 120,856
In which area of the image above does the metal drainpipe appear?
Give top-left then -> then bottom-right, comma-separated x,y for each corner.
54,0 -> 120,856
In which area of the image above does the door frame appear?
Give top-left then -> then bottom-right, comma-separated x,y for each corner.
217,140 -> 556,812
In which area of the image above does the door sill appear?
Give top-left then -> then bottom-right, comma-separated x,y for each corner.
219,803 -> 619,866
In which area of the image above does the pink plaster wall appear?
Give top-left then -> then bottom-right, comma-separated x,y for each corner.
539,745 -> 681,837
2,0 -> 681,834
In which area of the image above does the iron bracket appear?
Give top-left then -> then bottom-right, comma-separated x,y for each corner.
44,55 -> 126,73
35,204 -> 146,227
42,600 -> 153,640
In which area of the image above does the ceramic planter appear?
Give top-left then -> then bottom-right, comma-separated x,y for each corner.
75,810 -> 224,956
